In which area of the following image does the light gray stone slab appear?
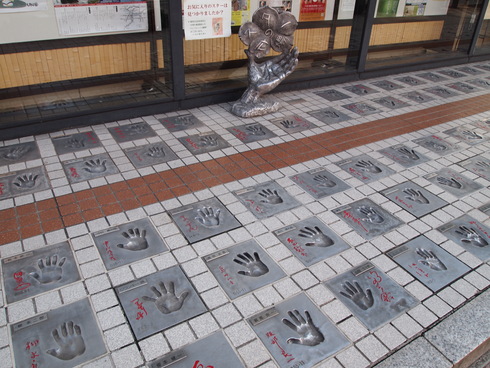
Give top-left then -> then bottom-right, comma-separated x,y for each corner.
0,142 -> 41,165
52,131 -> 101,154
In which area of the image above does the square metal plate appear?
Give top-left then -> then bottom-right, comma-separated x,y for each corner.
308,107 -> 351,125
0,142 -> 40,165
273,217 -> 351,267
270,115 -> 317,133
11,298 -> 106,368
456,66 -> 482,75
412,135 -> 460,156
446,82 -> 480,93
169,198 -> 241,244
468,78 -> 490,89
416,72 -> 449,82
314,89 -> 350,101
444,127 -> 487,145
108,122 -> 157,142
381,182 -> 448,218
227,123 -> 277,143
62,153 -> 120,184
343,84 -> 379,95
479,202 -> 490,215
0,166 -> 50,199
370,80 -> 404,91
116,266 -> 207,340
475,64 -> 490,71
437,69 -> 467,78
400,91 -> 435,103
178,133 -> 230,155
423,168 -> 483,198
124,142 -> 179,168
248,293 -> 349,368
158,114 -> 205,132
423,86 -> 460,98
336,154 -> 395,183
325,262 -> 418,331
148,331 -> 244,368
395,76 -> 426,85
438,215 -> 490,262
234,181 -> 301,219
387,236 -> 470,292
372,97 -> 410,109
471,160 -> 489,187
52,131 -> 101,155
289,167 -> 351,199
203,239 -> 286,299
378,144 -> 430,168
342,102 -> 381,116
472,118 -> 490,131
2,241 -> 81,303
333,198 -> 404,240
92,218 -> 168,270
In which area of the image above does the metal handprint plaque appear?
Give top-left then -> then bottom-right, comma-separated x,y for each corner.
227,123 -> 277,143
158,114 -> 205,132
444,126 -> 487,145
459,155 -> 490,180
108,122 -> 157,142
62,153 -> 120,184
0,166 -> 50,199
0,141 -> 40,165
52,131 -> 101,155
178,132 -> 230,155
290,167 -> 350,199
336,154 -> 395,183
424,168 -> 483,198
124,141 -> 179,168
378,144 -> 430,168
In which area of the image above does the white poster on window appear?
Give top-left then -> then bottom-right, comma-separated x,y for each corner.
423,0 -> 449,16
184,0 -> 232,40
0,0 -> 47,13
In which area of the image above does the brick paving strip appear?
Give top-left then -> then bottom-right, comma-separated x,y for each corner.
1,93 -> 489,246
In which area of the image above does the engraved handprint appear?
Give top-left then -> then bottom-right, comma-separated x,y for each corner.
146,146 -> 166,158
280,120 -> 300,129
46,321 -> 86,361
65,138 -> 85,149
142,281 -> 189,314
323,110 -> 340,118
461,130 -> 483,140
128,124 -> 148,135
195,207 -> 221,227
83,159 -> 107,174
2,146 -> 29,160
313,174 -> 336,188
246,125 -> 266,136
455,226 -> 488,247
436,176 -> 462,189
355,160 -> 382,174
340,281 -> 374,310
282,310 -> 325,346
233,252 -> 269,277
13,174 -> 39,189
259,189 -> 283,204
425,141 -> 447,151
397,147 -> 420,160
357,206 -> 384,224
199,136 -> 218,147
475,161 -> 490,170
416,248 -> 447,271
175,116 -> 194,126
29,255 -> 66,284
116,228 -> 148,251
298,226 -> 334,247
403,188 -> 430,204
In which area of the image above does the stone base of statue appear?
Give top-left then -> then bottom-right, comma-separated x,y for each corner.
231,96 -> 281,118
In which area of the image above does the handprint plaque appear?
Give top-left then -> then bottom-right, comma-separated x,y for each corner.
227,123 -> 277,143
290,167 -> 350,199
0,142 -> 40,165
52,131 -> 101,154
62,153 -> 119,184
413,135 -> 460,156
2,241 -> 80,303
424,168 -> 482,198
158,114 -> 205,132
270,114 -> 317,133
459,156 -> 490,181
0,166 -> 49,199
124,141 -> 178,168
444,126 -> 487,145
378,144 -> 430,168
336,154 -> 395,183
178,133 -> 230,154
108,122 -> 156,142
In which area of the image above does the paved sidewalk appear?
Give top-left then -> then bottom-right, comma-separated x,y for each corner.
0,63 -> 490,368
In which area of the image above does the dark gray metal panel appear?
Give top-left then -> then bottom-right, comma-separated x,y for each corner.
475,64 -> 490,71
178,133 -> 230,155
158,114 -> 205,132
378,144 -> 430,168
401,91 -> 435,103
108,122 -> 157,142
437,215 -> 490,262
395,76 -> 426,86
203,239 -> 286,300
289,168 -> 351,199
92,218 -> 168,270
116,266 -> 207,340
332,198 -> 404,240
234,181 -> 301,219
423,168 -> 483,198
472,119 -> 490,131
0,142 -> 40,165
437,69 -> 467,78
370,80 -> 404,91
467,79 -> 490,89
325,262 -> 418,331
270,115 -> 318,133
169,198 -> 241,244
336,154 -> 395,183
416,72 -> 449,82
387,236 -> 470,292
62,153 -> 119,184
124,142 -> 179,168
381,182 -> 448,218
444,127 -> 487,145
11,298 -> 106,368
52,131 -> 101,155
446,82 -> 480,93
273,217 -> 351,267
0,166 -> 50,199
308,107 -> 351,125
314,89 -> 350,101
372,97 -> 410,109
2,241 -> 81,303
412,135 -> 460,156
147,331 -> 244,368
342,102 -> 382,116
455,66 -> 482,75
479,202 -> 490,215
227,123 -> 277,143
248,293 -> 349,368
343,84 -> 379,95
423,87 -> 460,98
